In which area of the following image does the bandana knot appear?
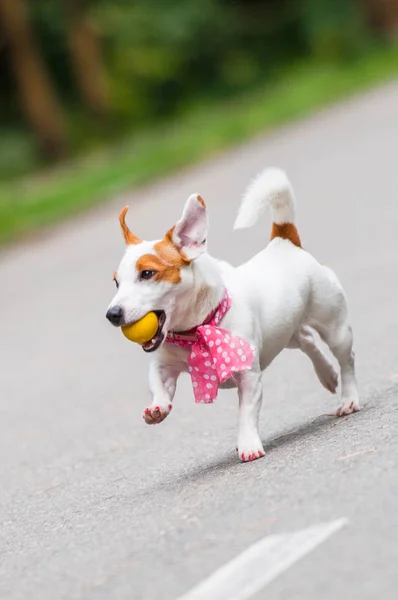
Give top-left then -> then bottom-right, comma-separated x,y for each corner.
166,290 -> 255,403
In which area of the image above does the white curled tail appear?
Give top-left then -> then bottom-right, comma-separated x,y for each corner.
234,167 -> 301,247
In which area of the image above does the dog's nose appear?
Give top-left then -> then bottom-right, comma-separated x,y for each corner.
106,305 -> 123,325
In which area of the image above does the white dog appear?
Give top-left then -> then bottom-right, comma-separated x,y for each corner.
106,168 -> 359,462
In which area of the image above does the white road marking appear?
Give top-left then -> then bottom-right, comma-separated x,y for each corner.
177,518 -> 348,600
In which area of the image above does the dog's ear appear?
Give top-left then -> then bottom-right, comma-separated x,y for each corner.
119,206 -> 142,245
171,194 -> 208,260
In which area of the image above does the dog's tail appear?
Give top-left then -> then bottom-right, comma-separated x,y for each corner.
233,167 -> 301,247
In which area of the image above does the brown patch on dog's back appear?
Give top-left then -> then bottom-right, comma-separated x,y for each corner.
270,222 -> 301,247
136,253 -> 183,284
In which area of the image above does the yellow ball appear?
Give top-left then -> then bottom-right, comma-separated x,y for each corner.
121,312 -> 159,344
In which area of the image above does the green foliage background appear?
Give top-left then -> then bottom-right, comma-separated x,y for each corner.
0,0 -> 376,179
1,0 -> 397,243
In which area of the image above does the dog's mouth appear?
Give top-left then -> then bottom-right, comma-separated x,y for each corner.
142,310 -> 166,353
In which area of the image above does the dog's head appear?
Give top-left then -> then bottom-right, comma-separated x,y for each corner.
106,193 -> 208,352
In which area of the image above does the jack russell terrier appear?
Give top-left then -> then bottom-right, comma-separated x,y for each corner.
106,168 -> 359,462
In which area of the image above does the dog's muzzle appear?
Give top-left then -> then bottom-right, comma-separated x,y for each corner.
106,305 -> 124,326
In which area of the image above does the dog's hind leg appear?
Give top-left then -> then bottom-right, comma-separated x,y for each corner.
318,320 -> 359,416
308,268 -> 360,416
289,325 -> 338,394
235,370 -> 265,462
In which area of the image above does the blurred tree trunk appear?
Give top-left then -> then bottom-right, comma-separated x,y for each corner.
0,0 -> 67,159
363,0 -> 398,37
62,0 -> 109,119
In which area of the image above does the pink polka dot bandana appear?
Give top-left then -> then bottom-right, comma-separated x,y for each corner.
166,290 -> 255,403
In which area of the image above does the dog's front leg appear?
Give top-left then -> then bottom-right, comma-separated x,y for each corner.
143,361 -> 179,425
236,370 -> 265,462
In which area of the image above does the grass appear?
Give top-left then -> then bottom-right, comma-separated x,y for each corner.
1,46 -> 398,245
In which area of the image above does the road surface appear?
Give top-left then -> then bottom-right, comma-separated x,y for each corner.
1,80 -> 398,600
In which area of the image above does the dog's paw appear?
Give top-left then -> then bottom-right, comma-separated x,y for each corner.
143,404 -> 172,425
335,399 -> 360,416
314,360 -> 338,394
320,364 -> 339,394
237,438 -> 265,462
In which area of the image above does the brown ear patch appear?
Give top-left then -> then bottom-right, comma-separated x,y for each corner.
154,227 -> 190,268
270,222 -> 301,247
119,206 -> 142,245
136,253 -> 183,285
136,228 -> 191,285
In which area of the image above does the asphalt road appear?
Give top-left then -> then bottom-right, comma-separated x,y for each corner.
2,80 -> 398,600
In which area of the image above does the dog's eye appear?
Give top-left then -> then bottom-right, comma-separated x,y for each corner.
140,270 -> 157,281
113,276 -> 119,289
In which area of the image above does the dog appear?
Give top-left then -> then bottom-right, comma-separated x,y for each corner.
106,167 -> 359,462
